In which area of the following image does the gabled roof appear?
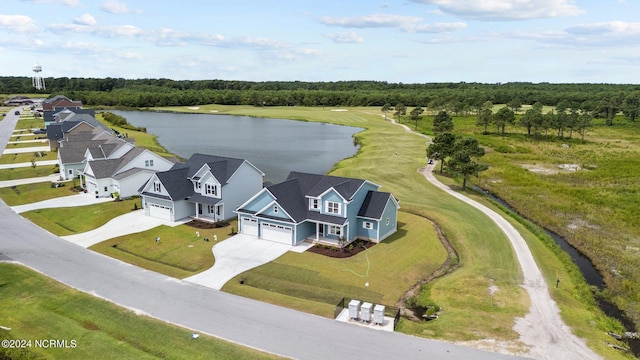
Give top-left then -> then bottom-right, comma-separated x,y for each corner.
179,153 -> 246,183
59,140 -> 107,164
287,171 -> 369,200
264,179 -> 308,222
144,167 -> 193,200
86,147 -> 146,179
357,191 -> 398,220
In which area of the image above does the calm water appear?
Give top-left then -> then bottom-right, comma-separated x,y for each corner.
112,110 -> 362,183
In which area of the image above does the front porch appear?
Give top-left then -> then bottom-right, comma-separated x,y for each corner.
305,235 -> 355,248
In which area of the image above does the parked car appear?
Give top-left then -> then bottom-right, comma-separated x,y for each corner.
14,111 -> 20,115
33,128 -> 46,134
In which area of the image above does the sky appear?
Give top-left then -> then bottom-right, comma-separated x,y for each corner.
1,0 -> 639,84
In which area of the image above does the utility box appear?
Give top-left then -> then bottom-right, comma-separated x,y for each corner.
360,302 -> 373,322
374,304 -> 385,325
348,300 -> 361,320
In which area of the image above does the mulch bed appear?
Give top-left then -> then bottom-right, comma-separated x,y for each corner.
184,220 -> 225,229
306,240 -> 377,258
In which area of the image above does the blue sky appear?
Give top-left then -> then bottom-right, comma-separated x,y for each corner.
1,0 -> 639,83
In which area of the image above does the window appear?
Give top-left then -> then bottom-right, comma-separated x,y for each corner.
363,222 -> 373,230
195,182 -> 201,190
207,205 -> 215,214
273,205 -> 278,214
103,186 -> 108,192
310,199 -> 319,210
216,206 -> 221,216
68,169 -> 73,175
386,217 -> 390,226
326,201 -> 340,214
153,182 -> 161,192
328,225 -> 341,236
205,184 -> 217,196
144,159 -> 154,167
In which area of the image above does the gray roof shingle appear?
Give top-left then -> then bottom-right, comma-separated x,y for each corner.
357,191 -> 394,220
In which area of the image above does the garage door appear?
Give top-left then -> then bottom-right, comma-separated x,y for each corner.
148,203 -> 171,220
241,217 -> 258,236
261,223 -> 292,245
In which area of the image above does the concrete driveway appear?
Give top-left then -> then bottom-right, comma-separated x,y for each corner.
0,160 -> 58,169
2,146 -> 50,154
185,234 -> 312,290
62,209 -> 188,248
11,193 -> 114,214
0,174 -> 60,188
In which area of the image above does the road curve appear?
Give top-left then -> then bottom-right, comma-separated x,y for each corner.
0,106 -> 522,360
418,165 -> 601,360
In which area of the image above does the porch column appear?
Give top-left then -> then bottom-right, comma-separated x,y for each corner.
195,203 -> 199,219
315,223 -> 320,241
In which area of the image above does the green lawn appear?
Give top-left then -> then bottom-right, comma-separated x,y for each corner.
0,165 -> 58,180
148,105 -> 623,358
91,220 -> 238,279
0,263 -> 281,360
224,211 -> 447,317
0,182 -> 76,206
17,117 -> 45,130
0,151 -> 56,164
21,199 -> 136,236
95,112 -> 176,158
4,139 -> 49,148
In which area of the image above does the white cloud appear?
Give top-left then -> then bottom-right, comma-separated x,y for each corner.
0,15 -> 38,33
507,21 -> 640,47
20,0 -> 79,7
324,31 -> 364,43
48,22 -> 143,37
403,22 -> 467,33
319,14 -> 422,28
74,13 -> 97,26
411,0 -> 584,20
101,0 -> 131,14
566,21 -> 640,36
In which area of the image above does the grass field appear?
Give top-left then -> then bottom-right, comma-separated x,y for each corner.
0,151 -> 56,164
17,116 -> 44,130
0,182 -> 75,206
95,112 -> 176,158
224,211 -> 447,317
147,104 -> 628,358
90,220 -> 237,279
0,165 -> 57,180
0,263 -> 280,360
21,198 -> 136,236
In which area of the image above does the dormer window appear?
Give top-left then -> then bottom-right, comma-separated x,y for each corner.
310,199 -> 319,210
273,205 -> 278,214
195,182 -> 201,190
153,182 -> 161,192
326,201 -> 340,214
145,159 -> 154,167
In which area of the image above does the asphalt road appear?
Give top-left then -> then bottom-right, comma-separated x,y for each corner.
0,106 -> 523,359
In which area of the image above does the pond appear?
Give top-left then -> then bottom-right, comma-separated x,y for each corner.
112,110 -> 362,183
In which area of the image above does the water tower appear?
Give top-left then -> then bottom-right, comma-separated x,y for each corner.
32,64 -> 46,90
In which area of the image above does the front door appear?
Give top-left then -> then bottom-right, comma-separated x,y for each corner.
198,203 -> 203,215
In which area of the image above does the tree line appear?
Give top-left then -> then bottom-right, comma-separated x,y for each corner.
2,76 -> 640,123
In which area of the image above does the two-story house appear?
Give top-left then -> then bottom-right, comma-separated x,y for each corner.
139,153 -> 264,222
81,146 -> 175,198
235,172 -> 399,246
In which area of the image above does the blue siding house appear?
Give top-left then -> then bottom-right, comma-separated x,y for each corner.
235,172 -> 399,246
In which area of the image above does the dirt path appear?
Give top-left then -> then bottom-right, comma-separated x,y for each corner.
384,115 -> 601,359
